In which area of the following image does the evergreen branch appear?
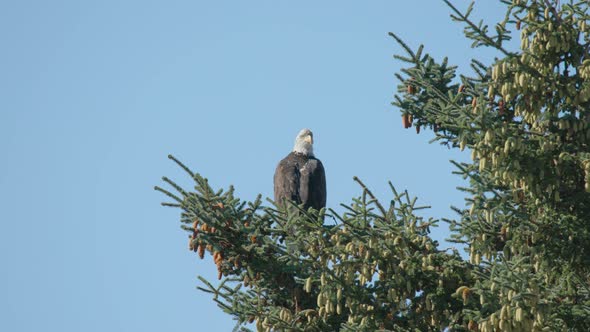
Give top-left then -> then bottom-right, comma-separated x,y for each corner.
161,176 -> 188,197
328,208 -> 345,223
442,0 -> 514,56
387,181 -> 400,198
161,202 -> 182,208
154,185 -> 183,203
167,154 -> 195,178
352,176 -> 387,217
388,32 -> 417,60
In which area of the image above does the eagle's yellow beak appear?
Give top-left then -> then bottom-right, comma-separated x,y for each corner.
305,135 -> 313,145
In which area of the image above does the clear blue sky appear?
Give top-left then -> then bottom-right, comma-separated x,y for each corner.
1,1 -> 509,331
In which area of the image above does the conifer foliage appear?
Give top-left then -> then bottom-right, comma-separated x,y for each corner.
157,1 -> 590,331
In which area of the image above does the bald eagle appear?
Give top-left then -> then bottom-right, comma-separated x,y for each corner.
273,129 -> 326,212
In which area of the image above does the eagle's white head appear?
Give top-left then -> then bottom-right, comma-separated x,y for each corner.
293,128 -> 314,156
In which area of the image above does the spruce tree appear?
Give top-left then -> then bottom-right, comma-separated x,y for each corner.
156,1 -> 590,330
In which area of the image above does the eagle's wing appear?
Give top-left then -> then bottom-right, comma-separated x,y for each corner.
299,158 -> 326,211
273,155 -> 301,207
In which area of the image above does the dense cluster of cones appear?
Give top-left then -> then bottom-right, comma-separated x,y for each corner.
187,202 -> 253,280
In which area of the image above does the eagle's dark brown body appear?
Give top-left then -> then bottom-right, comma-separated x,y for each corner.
273,152 -> 326,211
